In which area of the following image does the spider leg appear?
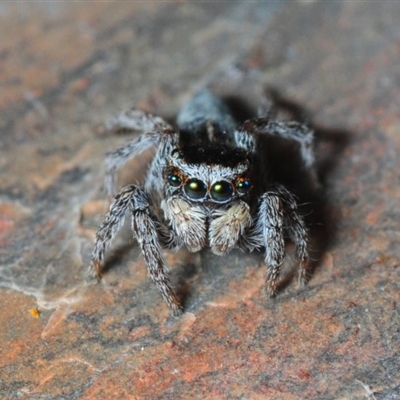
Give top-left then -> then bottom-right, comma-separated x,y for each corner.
104,108 -> 172,135
234,118 -> 315,170
256,191 -> 285,296
256,185 -> 309,296
90,184 -> 182,315
103,110 -> 177,196
157,220 -> 182,251
271,186 -> 309,286
256,91 -> 278,120
90,185 -> 133,278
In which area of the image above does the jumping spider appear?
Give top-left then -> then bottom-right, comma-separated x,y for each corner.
90,90 -> 315,315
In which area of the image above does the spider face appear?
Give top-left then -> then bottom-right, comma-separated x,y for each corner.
165,148 -> 252,204
91,90 -> 316,315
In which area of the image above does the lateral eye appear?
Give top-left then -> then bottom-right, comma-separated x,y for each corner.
210,181 -> 233,202
167,173 -> 182,187
237,179 -> 251,194
184,178 -> 207,199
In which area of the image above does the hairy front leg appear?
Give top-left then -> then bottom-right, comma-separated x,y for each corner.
90,185 -> 135,278
255,186 -> 309,296
90,184 -> 182,315
255,192 -> 286,297
273,186 -> 309,286
132,206 -> 182,315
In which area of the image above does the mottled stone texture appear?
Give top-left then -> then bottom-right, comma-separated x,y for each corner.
1,2 -> 399,399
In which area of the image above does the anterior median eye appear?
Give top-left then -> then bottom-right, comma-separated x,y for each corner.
210,181 -> 233,201
236,179 -> 251,194
167,173 -> 182,187
184,178 -> 207,199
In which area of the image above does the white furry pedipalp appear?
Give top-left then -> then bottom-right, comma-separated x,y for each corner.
209,201 -> 252,255
161,196 -> 207,252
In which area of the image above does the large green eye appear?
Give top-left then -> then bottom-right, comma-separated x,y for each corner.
237,179 -> 251,194
211,181 -> 233,202
167,173 -> 182,187
184,178 -> 207,199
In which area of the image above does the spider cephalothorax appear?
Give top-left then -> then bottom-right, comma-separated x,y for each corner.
90,90 -> 315,315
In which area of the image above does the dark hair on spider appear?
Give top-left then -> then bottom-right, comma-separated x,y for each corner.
176,144 -> 250,169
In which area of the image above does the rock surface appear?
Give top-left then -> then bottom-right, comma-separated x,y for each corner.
1,2 -> 399,399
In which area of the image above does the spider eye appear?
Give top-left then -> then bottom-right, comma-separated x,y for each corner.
237,179 -> 251,194
167,173 -> 182,187
184,178 -> 207,199
210,181 -> 233,202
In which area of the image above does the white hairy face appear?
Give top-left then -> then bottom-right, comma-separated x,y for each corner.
160,149 -> 253,254
163,148 -> 252,205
